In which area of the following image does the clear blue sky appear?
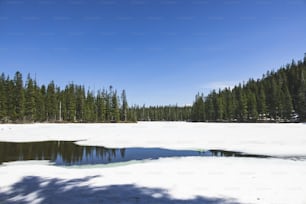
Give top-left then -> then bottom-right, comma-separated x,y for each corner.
0,0 -> 305,106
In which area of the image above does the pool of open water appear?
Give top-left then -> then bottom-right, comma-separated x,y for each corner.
0,141 -> 272,166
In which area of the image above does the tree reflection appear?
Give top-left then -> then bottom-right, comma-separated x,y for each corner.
0,142 -> 270,166
0,141 -> 125,165
210,150 -> 238,157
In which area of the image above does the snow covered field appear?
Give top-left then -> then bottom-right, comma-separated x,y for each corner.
1,122 -> 306,156
1,122 -> 306,203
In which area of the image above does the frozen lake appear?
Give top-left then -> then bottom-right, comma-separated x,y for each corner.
0,122 -> 306,203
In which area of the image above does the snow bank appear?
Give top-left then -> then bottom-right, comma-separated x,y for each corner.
1,122 -> 306,156
1,122 -> 306,203
0,157 -> 306,204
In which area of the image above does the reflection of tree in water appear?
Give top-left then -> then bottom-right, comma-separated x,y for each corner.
209,150 -> 269,158
210,150 -> 237,157
0,141 -> 125,165
0,142 -> 270,165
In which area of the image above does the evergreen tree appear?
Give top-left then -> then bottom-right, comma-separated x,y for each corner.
46,81 -> 57,121
13,71 -> 25,121
105,86 -> 113,121
127,106 -> 137,122
281,85 -> 293,119
120,89 -> 128,122
191,93 -> 205,121
224,88 -> 234,121
75,85 -> 85,121
65,84 -> 76,122
247,91 -> 258,120
56,87 -> 62,121
0,73 -> 7,121
96,90 -> 106,122
205,96 -> 215,121
36,85 -> 47,121
60,89 -> 67,121
296,69 -> 306,119
268,77 -> 280,119
6,78 -> 16,121
216,91 -> 224,120
257,84 -> 267,118
237,87 -> 248,121
25,74 -> 36,121
84,90 -> 96,122
111,91 -> 120,122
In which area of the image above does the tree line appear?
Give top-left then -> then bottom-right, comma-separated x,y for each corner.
0,71 -> 193,123
191,55 -> 306,122
1,54 -> 305,123
130,105 -> 191,121
0,73 -> 134,123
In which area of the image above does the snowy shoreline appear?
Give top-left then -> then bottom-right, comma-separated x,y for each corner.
1,122 -> 306,156
1,157 -> 306,204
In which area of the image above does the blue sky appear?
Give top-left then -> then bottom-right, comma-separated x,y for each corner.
0,0 -> 306,106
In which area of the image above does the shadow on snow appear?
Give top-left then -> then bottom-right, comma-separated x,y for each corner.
0,176 -> 239,204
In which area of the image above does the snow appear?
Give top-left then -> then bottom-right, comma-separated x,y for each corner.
1,122 -> 306,156
1,122 -> 306,203
1,157 -> 306,204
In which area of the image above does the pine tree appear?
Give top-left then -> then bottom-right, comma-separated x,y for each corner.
46,81 -> 57,121
120,89 -> 128,122
247,91 -> 258,120
191,93 -> 205,121
96,90 -> 105,122
216,91 -> 224,121
36,84 -> 47,121
75,86 -> 85,121
59,90 -> 67,121
0,73 -> 7,121
84,90 -> 96,122
111,91 -> 120,122
13,71 -> 25,121
25,74 -> 36,121
65,84 -> 76,122
282,85 -> 293,119
105,86 -> 113,121
6,78 -> 16,121
223,89 -> 230,120
128,107 -> 137,122
55,87 -> 61,121
257,84 -> 267,118
200,95 -> 205,121
297,69 -> 306,120
268,77 -> 280,119
237,87 -> 248,121
205,96 -> 214,121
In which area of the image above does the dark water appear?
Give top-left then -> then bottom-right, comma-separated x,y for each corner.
0,141 -> 268,166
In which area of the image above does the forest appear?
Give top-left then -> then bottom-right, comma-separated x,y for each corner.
0,70 -> 191,123
191,55 -> 306,122
0,73 -> 133,123
0,55 -> 305,123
